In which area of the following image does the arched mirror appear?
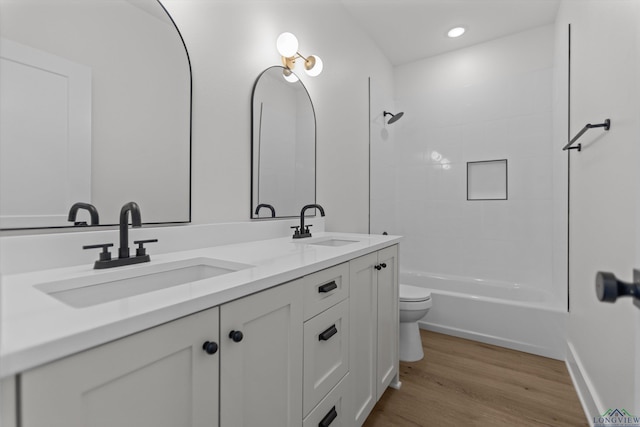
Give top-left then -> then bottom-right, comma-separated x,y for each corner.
0,0 -> 191,229
251,66 -> 316,219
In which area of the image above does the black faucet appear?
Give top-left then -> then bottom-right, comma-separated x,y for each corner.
83,202 -> 157,269
119,201 -> 142,258
255,203 -> 276,218
68,202 -> 99,226
292,204 -> 325,239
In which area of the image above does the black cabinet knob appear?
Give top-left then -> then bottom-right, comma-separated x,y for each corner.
229,330 -> 244,342
374,265 -> 382,271
380,263 -> 387,268
202,341 -> 218,355
596,271 -> 640,302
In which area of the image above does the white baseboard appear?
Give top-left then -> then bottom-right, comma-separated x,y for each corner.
565,341 -> 600,427
419,321 -> 565,360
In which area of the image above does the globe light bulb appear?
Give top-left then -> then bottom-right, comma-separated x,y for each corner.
283,69 -> 299,83
304,55 -> 323,77
276,32 -> 298,58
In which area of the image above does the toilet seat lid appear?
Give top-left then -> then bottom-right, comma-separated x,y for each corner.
399,284 -> 431,302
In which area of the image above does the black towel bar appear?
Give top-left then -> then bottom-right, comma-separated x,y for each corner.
562,119 -> 611,152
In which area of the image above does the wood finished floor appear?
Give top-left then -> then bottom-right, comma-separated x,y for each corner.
364,330 -> 588,427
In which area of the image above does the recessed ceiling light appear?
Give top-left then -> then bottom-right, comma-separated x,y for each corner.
447,27 -> 466,38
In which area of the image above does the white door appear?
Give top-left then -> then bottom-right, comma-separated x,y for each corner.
563,0 -> 640,417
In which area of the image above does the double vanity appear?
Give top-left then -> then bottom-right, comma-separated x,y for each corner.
0,226 -> 400,427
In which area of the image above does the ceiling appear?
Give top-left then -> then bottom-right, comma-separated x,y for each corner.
340,0 -> 561,66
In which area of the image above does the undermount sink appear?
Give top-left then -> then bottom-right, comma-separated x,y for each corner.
35,257 -> 253,308
307,238 -> 360,247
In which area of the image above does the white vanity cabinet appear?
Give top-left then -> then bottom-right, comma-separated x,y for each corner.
7,239 -> 400,427
349,245 -> 399,426
20,307 -> 220,427
219,279 -> 303,427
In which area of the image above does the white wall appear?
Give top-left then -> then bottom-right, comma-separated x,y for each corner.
558,0 -> 640,417
162,0 -> 394,233
386,25 -> 564,302
370,75 -> 399,235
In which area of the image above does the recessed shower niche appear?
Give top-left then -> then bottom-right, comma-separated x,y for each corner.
466,159 -> 508,201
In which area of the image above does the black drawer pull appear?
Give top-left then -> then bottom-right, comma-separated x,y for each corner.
319,406 -> 338,427
318,281 -> 338,293
319,324 -> 338,341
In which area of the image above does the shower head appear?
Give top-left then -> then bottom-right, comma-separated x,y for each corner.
384,111 -> 404,124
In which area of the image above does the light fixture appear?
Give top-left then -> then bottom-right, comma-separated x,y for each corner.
276,32 -> 323,77
447,27 -> 466,38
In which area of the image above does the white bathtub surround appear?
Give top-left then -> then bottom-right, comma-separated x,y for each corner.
402,271 -> 567,360
0,228 -> 399,378
375,23 -> 566,311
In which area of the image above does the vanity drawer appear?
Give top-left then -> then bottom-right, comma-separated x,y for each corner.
303,373 -> 350,427
303,299 -> 349,416
303,262 -> 349,321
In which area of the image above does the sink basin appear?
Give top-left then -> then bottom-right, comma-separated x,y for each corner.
35,257 -> 252,308
307,238 -> 359,247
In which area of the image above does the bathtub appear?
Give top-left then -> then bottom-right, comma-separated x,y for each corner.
401,271 -> 567,360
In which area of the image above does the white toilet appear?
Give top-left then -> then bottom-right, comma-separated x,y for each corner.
399,284 -> 432,362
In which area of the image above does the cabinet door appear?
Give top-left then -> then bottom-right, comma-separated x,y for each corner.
376,245 -> 399,399
348,252 -> 378,427
21,307 -> 220,427
220,279 -> 303,427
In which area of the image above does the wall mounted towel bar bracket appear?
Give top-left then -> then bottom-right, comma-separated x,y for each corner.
562,119 -> 611,152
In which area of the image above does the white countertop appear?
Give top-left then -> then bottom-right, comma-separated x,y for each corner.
0,232 -> 400,378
